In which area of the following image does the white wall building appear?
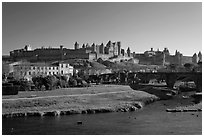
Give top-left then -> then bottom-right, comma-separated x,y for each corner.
13,62 -> 73,81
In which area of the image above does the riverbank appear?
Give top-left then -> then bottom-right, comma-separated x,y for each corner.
3,91 -> 202,135
3,85 -> 159,118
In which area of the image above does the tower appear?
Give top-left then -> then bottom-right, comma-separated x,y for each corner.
163,52 -> 166,66
60,45 -> 64,60
82,44 -> 85,49
74,42 -> 79,50
121,49 -> 125,56
99,43 -> 104,54
96,45 -> 100,54
127,47 -> 131,57
175,50 -> 178,55
133,52 -> 136,58
117,42 -> 121,55
192,53 -> 198,64
163,48 -> 169,55
92,43 -> 96,52
24,45 -> 32,51
112,42 -> 117,56
60,45 -> 63,50
198,51 -> 202,62
107,40 -> 112,47
86,43 -> 90,48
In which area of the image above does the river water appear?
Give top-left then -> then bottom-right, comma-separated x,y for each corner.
2,98 -> 202,135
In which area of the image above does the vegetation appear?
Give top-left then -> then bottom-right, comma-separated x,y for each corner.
2,58 -> 202,94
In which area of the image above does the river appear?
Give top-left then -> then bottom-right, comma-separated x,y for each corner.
2,97 -> 202,135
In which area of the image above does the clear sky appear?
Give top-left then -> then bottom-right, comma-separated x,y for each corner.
2,2 -> 202,56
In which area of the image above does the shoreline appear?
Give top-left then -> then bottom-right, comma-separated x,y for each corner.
2,98 -> 157,118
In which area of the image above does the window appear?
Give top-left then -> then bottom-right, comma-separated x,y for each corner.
57,72 -> 59,74
49,67 -> 51,70
61,70 -> 63,74
33,67 -> 35,70
56,67 -> 58,70
37,67 -> 40,70
49,72 -> 51,75
41,67 -> 43,70
61,64 -> 63,68
66,64 -> 68,68
53,67 -> 55,70
29,72 -> 31,75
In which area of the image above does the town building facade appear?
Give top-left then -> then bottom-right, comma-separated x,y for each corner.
11,62 -> 73,81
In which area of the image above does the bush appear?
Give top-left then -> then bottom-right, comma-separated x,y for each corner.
8,80 -> 32,91
68,77 -> 78,87
2,84 -> 19,95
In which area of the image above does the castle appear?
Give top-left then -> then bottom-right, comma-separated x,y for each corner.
134,48 -> 202,66
7,41 -> 202,66
9,41 -> 132,62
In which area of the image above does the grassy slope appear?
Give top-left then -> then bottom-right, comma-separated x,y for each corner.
2,85 -> 158,114
3,85 -> 135,99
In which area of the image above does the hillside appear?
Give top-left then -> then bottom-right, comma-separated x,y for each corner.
61,57 -> 163,74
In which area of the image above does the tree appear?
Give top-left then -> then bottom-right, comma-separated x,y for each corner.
184,63 -> 196,72
32,76 -> 45,90
168,64 -> 178,72
44,75 -> 59,90
97,58 -> 104,64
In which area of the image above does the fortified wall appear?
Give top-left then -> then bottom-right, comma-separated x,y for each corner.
9,41 -> 132,62
8,43 -> 201,66
134,48 -> 199,66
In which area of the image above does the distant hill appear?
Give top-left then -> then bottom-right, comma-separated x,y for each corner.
98,57 -> 163,72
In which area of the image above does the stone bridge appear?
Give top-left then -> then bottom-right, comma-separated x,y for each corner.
131,72 -> 202,92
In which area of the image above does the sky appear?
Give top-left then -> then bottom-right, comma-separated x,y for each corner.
2,2 -> 202,56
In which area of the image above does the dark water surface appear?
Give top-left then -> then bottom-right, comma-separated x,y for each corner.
2,99 -> 202,135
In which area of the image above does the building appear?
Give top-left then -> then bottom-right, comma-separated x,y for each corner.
11,62 -> 73,81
